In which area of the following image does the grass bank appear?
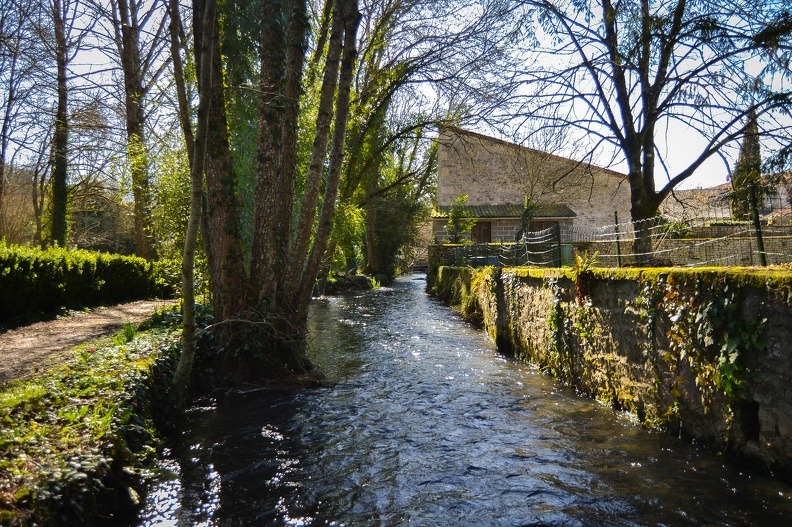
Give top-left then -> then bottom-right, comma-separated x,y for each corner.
0,309 -> 182,526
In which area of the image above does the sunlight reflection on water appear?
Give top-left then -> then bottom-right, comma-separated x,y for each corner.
138,275 -> 792,526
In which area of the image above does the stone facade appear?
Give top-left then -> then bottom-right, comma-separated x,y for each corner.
433,128 -> 632,242
432,218 -> 522,244
659,181 -> 792,225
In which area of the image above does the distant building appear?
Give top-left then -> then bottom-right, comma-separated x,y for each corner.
659,180 -> 792,225
431,128 -> 631,243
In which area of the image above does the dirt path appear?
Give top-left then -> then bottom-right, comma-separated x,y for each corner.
0,299 -> 178,386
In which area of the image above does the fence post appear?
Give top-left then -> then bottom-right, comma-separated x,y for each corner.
749,181 -> 767,266
555,223 -> 562,267
614,211 -> 622,268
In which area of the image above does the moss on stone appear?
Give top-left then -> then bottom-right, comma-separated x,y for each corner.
428,264 -> 792,480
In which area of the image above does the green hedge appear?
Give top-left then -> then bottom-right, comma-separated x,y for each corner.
0,244 -> 177,322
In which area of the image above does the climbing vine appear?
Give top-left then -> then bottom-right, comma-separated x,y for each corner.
636,273 -> 766,418
432,264 -> 777,445
635,275 -> 666,357
571,251 -> 599,305
544,277 -> 573,382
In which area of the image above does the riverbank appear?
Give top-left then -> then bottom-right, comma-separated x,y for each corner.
428,265 -> 792,482
0,309 -> 181,526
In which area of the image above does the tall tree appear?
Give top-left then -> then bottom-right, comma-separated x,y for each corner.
0,0 -> 50,238
49,0 -> 70,247
1,1 -> 25,222
173,0 -> 363,388
513,0 -> 792,259
236,0 -> 361,380
115,0 -> 153,258
730,109 -> 762,220
755,9 -> 792,178
193,0 -> 247,326
95,0 -> 169,259
44,0 -> 97,248
173,0 -> 216,399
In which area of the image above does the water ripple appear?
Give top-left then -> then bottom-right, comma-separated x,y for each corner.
140,276 -> 792,526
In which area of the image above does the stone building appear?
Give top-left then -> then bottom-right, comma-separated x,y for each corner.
659,181 -> 792,226
432,128 -> 631,243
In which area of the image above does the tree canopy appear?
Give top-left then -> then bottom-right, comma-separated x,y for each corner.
3,0 -> 791,386
507,0 -> 792,255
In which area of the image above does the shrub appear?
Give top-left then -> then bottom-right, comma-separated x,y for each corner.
446,194 -> 476,244
0,243 -> 176,323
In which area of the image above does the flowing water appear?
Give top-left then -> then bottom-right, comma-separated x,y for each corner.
139,275 -> 792,526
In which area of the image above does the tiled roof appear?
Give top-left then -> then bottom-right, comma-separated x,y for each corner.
431,203 -> 576,218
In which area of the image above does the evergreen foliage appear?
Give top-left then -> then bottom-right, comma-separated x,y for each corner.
0,244 -> 176,322
0,310 -> 182,526
730,110 -> 763,220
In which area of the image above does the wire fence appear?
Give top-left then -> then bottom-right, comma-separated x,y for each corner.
436,188 -> 792,268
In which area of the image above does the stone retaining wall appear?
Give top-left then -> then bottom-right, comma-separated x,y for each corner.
428,265 -> 792,481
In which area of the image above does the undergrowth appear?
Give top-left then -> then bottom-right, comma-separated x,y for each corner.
0,307 -> 181,526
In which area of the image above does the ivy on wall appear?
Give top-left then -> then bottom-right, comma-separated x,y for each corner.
636,274 -> 766,432
542,266 -> 767,434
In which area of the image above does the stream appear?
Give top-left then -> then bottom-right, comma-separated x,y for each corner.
138,275 -> 792,526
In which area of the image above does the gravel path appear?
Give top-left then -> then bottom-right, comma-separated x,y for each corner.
0,299 -> 179,386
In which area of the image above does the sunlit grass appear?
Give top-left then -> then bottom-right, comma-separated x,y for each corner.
0,309 -> 181,525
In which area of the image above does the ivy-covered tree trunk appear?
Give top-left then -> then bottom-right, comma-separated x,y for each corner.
193,0 -> 246,325
249,0 -> 309,309
171,0 -> 361,389
50,0 -> 69,248
206,0 -> 360,386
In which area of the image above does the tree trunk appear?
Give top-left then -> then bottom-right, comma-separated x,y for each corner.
629,168 -> 660,263
275,0 -> 309,277
173,0 -> 216,399
249,0 -> 293,308
363,200 -> 379,275
0,46 -> 15,226
50,0 -> 68,248
206,0 -> 313,386
193,0 -> 246,324
295,0 -> 361,310
116,0 -> 156,260
283,0 -> 345,299
211,0 -> 361,387
167,0 -> 194,163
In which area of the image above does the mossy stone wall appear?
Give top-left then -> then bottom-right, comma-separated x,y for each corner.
428,266 -> 792,481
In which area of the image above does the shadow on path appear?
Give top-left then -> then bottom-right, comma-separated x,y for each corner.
0,299 -> 178,386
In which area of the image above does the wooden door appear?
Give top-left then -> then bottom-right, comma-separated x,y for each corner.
472,222 -> 492,243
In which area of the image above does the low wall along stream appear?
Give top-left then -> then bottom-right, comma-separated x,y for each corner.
428,265 -> 792,481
